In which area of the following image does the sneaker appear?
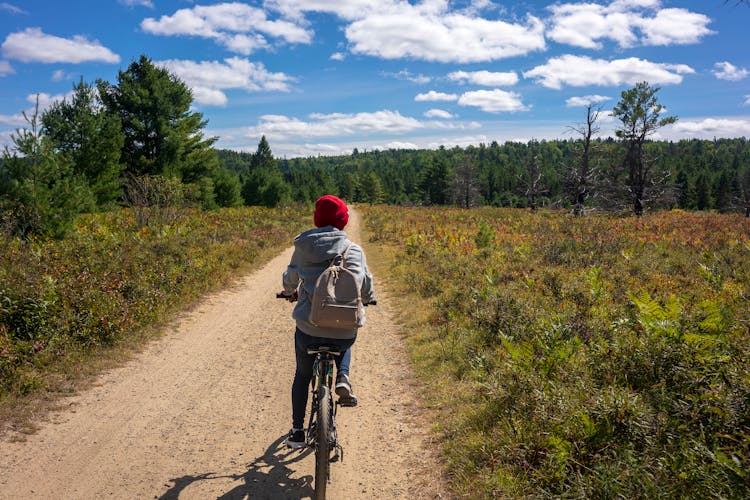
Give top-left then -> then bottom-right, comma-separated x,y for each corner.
284,429 -> 306,449
335,373 -> 358,406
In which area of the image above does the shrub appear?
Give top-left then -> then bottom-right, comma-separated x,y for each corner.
0,206 -> 308,399
362,206 -> 750,498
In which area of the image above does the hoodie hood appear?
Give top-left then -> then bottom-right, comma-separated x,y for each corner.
293,226 -> 351,264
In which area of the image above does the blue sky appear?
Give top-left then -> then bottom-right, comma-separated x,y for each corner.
1,0 -> 749,158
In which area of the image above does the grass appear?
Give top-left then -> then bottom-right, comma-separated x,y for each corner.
360,206 -> 750,498
0,206 -> 308,434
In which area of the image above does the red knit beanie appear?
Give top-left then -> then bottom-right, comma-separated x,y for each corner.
314,195 -> 349,229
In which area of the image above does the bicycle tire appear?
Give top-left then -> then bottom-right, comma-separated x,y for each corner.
314,384 -> 332,500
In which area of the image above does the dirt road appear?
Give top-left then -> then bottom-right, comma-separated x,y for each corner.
0,210 -> 445,499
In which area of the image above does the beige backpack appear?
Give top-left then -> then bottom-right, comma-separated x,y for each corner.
309,245 -> 364,329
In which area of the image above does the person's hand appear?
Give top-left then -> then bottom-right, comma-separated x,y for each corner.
277,290 -> 298,302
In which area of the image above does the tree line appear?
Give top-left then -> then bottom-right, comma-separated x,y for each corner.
229,134 -> 750,217
2,63 -> 749,241
228,135 -> 748,215
230,83 -> 750,217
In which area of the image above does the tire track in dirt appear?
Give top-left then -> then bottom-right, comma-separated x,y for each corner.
0,209 -> 446,499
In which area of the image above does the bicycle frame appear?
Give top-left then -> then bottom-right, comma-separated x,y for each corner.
304,346 -> 344,499
306,349 -> 341,457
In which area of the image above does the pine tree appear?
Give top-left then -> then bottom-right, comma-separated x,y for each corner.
241,136 -> 290,207
676,169 -> 692,208
41,78 -> 124,209
360,171 -> 385,204
98,55 -> 217,182
1,99 -> 93,238
611,82 -> 677,215
713,170 -> 732,212
695,172 -> 711,210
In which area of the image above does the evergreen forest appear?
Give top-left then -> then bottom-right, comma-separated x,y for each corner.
223,136 -> 750,215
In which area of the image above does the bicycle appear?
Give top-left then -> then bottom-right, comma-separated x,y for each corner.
277,292 -> 374,499
306,342 -> 345,499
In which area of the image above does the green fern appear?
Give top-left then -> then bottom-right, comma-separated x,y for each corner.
697,299 -> 727,335
628,291 -> 682,339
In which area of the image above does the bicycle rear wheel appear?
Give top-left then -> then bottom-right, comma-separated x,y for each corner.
314,385 -> 332,500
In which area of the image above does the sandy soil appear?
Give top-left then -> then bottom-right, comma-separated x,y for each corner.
0,210 -> 447,499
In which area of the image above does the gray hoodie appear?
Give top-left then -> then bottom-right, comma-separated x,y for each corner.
282,226 -> 375,339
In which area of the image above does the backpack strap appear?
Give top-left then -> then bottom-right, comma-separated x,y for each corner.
328,243 -> 352,268
340,244 -> 353,267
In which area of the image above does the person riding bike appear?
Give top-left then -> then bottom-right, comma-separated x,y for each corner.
280,195 -> 376,449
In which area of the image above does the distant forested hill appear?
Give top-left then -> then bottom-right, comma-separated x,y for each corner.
219,137 -> 750,214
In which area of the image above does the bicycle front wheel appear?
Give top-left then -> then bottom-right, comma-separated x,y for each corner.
314,384 -> 332,500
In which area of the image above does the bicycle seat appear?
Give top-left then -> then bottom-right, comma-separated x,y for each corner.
306,344 -> 342,356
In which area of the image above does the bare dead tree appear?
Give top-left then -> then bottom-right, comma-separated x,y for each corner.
565,104 -> 602,216
518,153 -> 548,211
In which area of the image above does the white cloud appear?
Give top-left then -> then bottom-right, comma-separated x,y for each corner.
157,57 -> 295,106
141,3 -> 311,54
191,88 -> 229,107
415,90 -> 458,102
119,0 -> 153,8
448,70 -> 518,86
424,134 -> 494,150
671,118 -> 750,139
0,91 -> 71,129
51,70 -> 76,82
1,28 -> 120,64
637,8 -> 714,46
27,92 -> 71,110
0,112 -> 25,126
221,34 -> 271,55
0,60 -> 14,76
302,143 -> 342,154
265,0 -> 384,22
346,9 -> 545,63
608,0 -> 661,11
0,3 -> 26,14
268,1 -> 546,63
523,55 -> 694,89
385,70 -> 431,84
459,0 -> 494,16
566,94 -> 612,107
745,95 -> 750,106
0,129 -> 14,147
458,89 -> 529,112
249,110 -> 424,141
386,141 -> 420,149
215,109 -> 480,151
424,108 -> 454,119
547,3 -> 637,49
330,52 -> 346,61
712,61 -> 748,82
547,2 -> 713,49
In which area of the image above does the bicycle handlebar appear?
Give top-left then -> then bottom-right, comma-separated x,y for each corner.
276,292 -> 376,306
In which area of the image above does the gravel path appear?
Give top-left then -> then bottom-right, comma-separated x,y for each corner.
0,209 -> 445,499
